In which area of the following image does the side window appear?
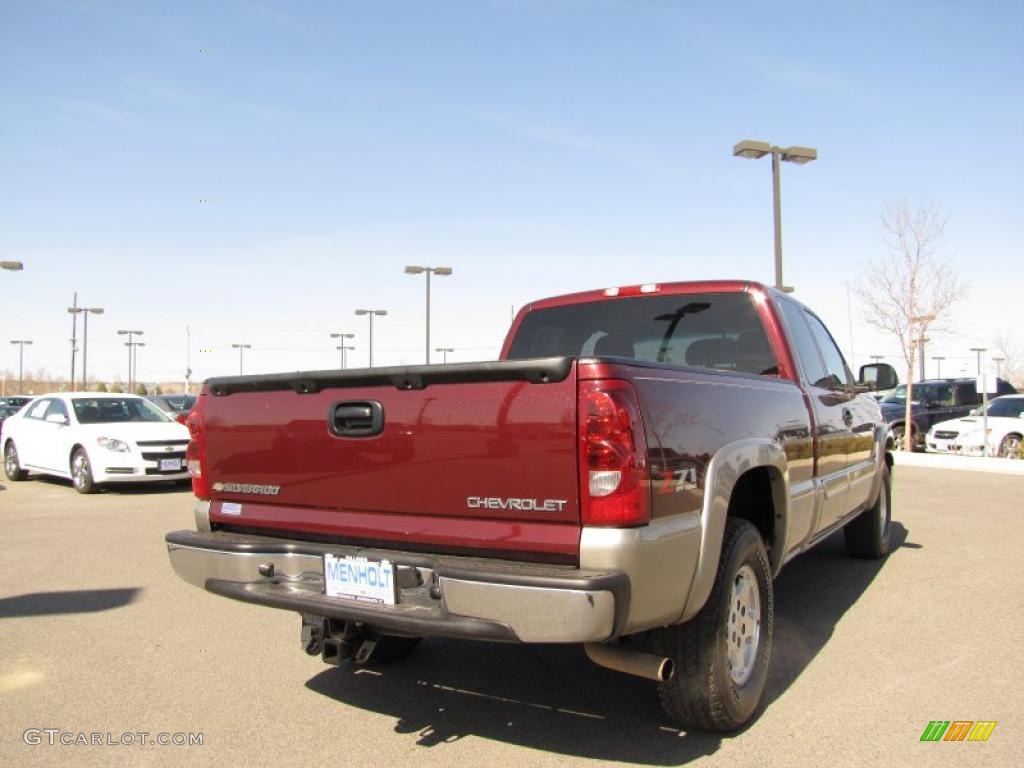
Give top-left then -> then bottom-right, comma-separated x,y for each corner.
956,382 -> 979,406
27,399 -> 51,420
803,312 -> 853,390
778,299 -> 827,387
45,400 -> 69,420
931,384 -> 954,406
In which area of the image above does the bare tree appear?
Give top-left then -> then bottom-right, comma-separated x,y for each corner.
992,332 -> 1024,387
855,199 -> 968,449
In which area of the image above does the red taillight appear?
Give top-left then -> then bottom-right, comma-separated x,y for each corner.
578,380 -> 650,526
175,412 -> 189,425
185,395 -> 208,499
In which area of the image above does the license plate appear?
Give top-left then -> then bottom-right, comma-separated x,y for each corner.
160,458 -> 182,471
324,555 -> 396,605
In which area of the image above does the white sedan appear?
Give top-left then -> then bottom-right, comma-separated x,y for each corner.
926,394 -> 1024,458
2,392 -> 191,493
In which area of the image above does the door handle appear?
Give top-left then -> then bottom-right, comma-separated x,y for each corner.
329,401 -> 384,437
842,408 -> 854,428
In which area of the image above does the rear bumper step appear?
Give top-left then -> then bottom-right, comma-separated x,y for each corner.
166,529 -> 630,643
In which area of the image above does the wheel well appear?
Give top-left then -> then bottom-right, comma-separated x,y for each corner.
69,444 -> 85,467
726,467 -> 777,554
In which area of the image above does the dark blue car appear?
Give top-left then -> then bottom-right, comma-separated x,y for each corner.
879,377 -> 1017,450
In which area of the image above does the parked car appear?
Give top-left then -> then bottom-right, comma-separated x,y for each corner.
147,394 -> 197,424
0,396 -> 32,409
0,404 -> 20,428
2,392 -> 190,493
878,377 -> 1017,450
166,279 -> 896,733
926,394 -> 1024,458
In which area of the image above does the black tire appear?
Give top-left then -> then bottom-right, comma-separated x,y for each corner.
4,441 -> 28,481
844,462 -> 892,559
889,424 -> 915,451
652,518 -> 773,732
70,448 -> 98,494
364,635 -> 422,666
998,434 -> 1022,459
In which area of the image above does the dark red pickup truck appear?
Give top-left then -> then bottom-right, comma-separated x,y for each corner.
167,280 -> 896,731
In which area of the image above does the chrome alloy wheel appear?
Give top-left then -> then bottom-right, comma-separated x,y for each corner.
4,444 -> 18,476
878,472 -> 890,531
726,564 -> 761,686
72,452 -> 91,490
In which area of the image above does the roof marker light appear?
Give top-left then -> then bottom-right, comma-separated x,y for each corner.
603,287 -> 620,297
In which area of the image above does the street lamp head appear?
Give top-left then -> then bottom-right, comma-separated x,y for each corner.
404,266 -> 425,274
355,309 -> 369,316
330,332 -> 355,339
432,267 -> 453,276
1,260 -> 24,271
88,307 -> 104,315
68,306 -> 82,314
374,310 -> 387,316
733,140 -> 772,159
780,146 -> 818,164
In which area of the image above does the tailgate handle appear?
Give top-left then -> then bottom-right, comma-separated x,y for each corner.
329,401 -> 384,437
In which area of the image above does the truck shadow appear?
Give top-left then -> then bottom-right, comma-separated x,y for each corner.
305,522 -> 909,765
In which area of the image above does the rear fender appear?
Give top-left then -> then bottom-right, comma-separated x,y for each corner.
679,438 -> 788,623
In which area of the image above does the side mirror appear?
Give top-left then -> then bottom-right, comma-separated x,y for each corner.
858,363 -> 898,392
45,413 -> 69,425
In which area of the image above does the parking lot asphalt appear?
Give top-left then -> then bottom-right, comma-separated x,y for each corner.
1,465 -> 1022,768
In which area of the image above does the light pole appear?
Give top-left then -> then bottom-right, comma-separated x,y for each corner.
118,329 -> 144,390
231,343 -> 251,375
1,261 -> 23,271
932,356 -> 946,378
732,140 -> 817,292
132,342 -> 146,391
405,266 -> 453,364
10,340 -> 32,392
67,294 -> 80,388
72,306 -> 104,390
355,309 -> 387,367
435,347 -> 454,364
918,336 -> 930,382
337,344 -> 355,368
969,347 -> 986,375
329,332 -> 355,369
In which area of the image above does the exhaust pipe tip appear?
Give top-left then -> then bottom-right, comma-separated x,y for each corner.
585,642 -> 674,683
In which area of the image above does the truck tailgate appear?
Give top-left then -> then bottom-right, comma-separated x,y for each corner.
200,358 -> 581,558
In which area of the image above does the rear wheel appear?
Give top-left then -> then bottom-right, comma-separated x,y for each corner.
652,518 -> 773,732
71,449 -> 98,494
998,434 -> 1022,459
889,424 -> 914,451
844,463 -> 892,558
4,441 -> 27,481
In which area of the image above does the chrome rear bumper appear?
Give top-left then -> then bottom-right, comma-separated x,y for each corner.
166,529 -> 628,643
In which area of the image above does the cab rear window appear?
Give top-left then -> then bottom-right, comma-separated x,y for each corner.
508,292 -> 778,375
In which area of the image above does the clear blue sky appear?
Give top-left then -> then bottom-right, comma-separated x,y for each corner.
2,0 -> 1022,389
